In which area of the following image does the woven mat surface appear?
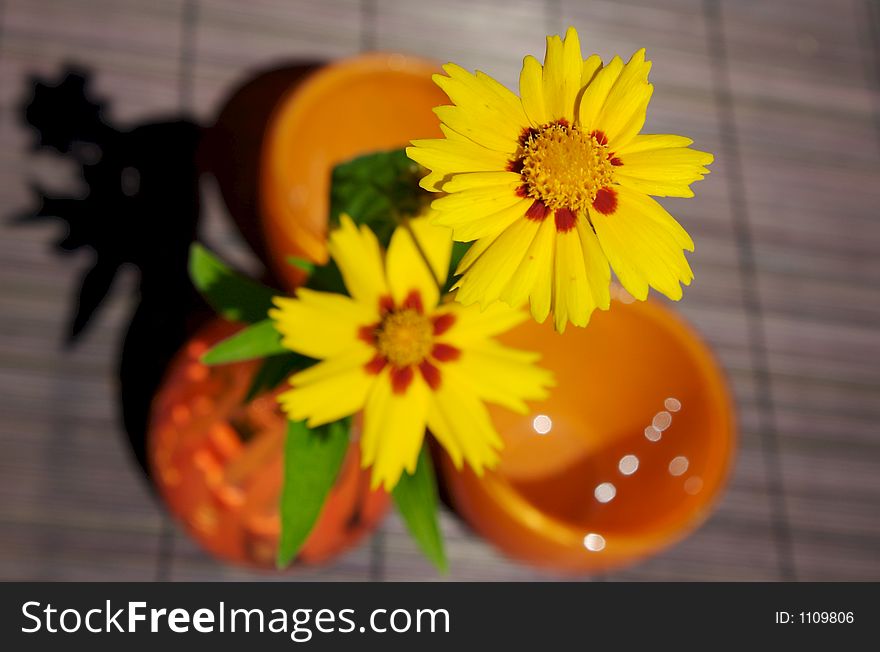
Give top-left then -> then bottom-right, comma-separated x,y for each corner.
1,0 -> 878,580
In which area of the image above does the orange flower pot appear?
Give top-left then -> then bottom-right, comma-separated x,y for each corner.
148,319 -> 389,569
439,291 -> 736,574
259,53 -> 447,289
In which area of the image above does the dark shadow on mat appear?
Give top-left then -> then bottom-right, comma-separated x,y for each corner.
11,63 -> 318,480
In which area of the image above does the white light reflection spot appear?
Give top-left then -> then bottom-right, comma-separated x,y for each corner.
664,397 -> 682,412
583,533 -> 606,552
618,454 -> 639,476
644,425 -> 662,442
684,476 -> 704,495
669,456 -> 689,476
653,411 -> 672,432
532,414 -> 552,435
388,53 -> 407,70
594,482 -> 616,503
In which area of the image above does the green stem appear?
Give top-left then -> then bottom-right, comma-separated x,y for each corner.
397,212 -> 445,293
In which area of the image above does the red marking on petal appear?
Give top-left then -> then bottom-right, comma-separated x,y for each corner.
556,118 -> 570,128
432,312 -> 456,336
591,130 -> 608,146
432,343 -> 461,362
525,199 -> 550,221
378,295 -> 395,315
364,354 -> 387,375
609,156 -> 623,166
592,187 -> 618,215
419,360 -> 441,390
358,324 -> 378,345
390,366 -> 414,394
554,207 -> 577,233
516,184 -> 529,198
507,158 -> 524,174
402,290 -> 423,313
519,127 -> 537,146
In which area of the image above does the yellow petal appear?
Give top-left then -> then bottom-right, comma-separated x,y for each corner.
552,226 -> 593,332
439,171 -> 522,193
590,214 -> 647,301
289,344 -> 373,386
278,348 -> 374,427
526,218 -> 557,324
434,197 -> 530,242
542,34 -> 567,120
593,48 -> 653,148
431,182 -> 522,212
623,186 -> 695,251
435,299 -> 529,348
452,341 -> 554,413
361,367 -> 431,491
407,134 -> 510,192
476,69 -> 531,127
560,27 -> 585,118
434,105 -> 518,154
519,54 -> 547,127
431,63 -> 525,153
590,186 -> 693,302
454,231 -> 496,275
432,187 -> 525,244
502,214 -> 556,320
435,64 -> 527,136
541,27 -> 582,122
386,216 -> 451,309
616,134 -> 693,155
576,211 -> 612,311
426,366 -> 501,474
581,53 -> 603,88
417,169 -> 448,193
614,138 -> 714,198
454,217 -> 540,308
328,214 -> 388,307
269,290 -> 374,359
577,56 -> 623,131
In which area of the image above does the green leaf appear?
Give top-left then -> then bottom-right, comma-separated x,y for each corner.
277,419 -> 350,568
285,255 -> 315,275
393,446 -> 448,573
201,319 -> 287,365
304,258 -> 346,295
243,352 -> 313,402
189,243 -> 277,323
329,148 -> 430,248
445,241 -> 471,293
329,149 -> 471,291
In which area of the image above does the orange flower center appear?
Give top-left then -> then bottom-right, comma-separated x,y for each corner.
520,122 -> 615,213
375,308 -> 434,368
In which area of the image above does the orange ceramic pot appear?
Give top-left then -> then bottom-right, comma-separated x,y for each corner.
204,62 -> 318,268
259,53 -> 447,289
148,319 -> 389,569
439,291 -> 735,574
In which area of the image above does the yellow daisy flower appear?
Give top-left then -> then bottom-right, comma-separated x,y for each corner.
269,214 -> 554,491
407,26 -> 713,332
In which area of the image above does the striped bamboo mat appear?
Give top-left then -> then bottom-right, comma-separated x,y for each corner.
0,0 -> 878,580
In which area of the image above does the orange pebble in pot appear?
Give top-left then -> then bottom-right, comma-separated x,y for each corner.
148,319 -> 389,569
